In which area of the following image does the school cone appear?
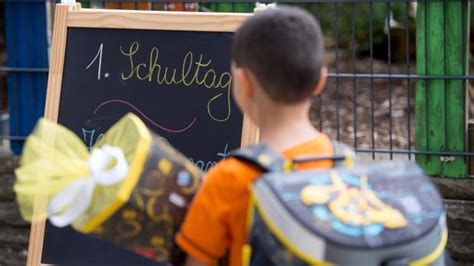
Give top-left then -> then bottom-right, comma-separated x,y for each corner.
14,113 -> 202,264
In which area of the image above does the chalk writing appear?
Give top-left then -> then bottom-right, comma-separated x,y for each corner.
94,99 -> 197,133
189,144 -> 230,172
120,42 -> 232,122
82,128 -> 104,150
86,43 -> 105,80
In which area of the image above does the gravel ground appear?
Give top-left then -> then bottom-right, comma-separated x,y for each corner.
310,57 -> 417,158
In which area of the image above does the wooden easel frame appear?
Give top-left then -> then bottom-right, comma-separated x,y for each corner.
29,3 -> 259,265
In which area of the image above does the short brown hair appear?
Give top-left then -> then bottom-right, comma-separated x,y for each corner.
232,6 -> 325,104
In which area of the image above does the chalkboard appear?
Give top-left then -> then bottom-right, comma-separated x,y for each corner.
59,28 -> 241,172
30,4 -> 257,265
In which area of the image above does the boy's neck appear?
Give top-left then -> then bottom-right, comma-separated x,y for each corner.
256,101 -> 318,152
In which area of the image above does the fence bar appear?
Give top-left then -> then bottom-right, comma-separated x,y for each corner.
356,148 -> 474,157
333,2 -> 341,141
415,2 -> 469,178
351,2 -> 357,149
387,1 -> 393,160
326,73 -> 474,80
405,2 -> 412,160
369,2 -> 375,160
0,135 -> 27,141
0,67 -> 49,73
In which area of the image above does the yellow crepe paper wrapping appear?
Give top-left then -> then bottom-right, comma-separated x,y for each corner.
14,113 -> 151,230
14,117 -> 89,222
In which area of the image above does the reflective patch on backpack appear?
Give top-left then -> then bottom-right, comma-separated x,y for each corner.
300,171 -> 408,235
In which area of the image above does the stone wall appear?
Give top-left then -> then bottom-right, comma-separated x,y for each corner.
432,178 -> 474,265
0,155 -> 473,265
0,156 -> 28,266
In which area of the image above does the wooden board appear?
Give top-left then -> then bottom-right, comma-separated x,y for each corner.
415,2 -> 470,178
29,4 -> 258,265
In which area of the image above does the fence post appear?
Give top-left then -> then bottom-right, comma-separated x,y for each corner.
4,2 -> 49,154
415,2 -> 470,178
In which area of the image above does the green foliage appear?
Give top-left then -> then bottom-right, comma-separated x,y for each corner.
200,2 -> 255,13
288,3 -> 416,57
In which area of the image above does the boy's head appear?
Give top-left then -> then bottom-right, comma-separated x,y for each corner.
231,6 -> 326,113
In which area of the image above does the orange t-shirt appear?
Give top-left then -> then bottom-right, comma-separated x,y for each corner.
175,132 -> 334,266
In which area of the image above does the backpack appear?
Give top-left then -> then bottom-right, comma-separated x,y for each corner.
232,143 -> 448,266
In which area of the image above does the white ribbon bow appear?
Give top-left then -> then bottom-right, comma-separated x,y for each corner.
48,145 -> 129,227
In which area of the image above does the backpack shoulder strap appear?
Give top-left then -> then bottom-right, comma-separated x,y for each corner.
230,144 -> 290,173
331,140 -> 356,168
231,141 -> 356,173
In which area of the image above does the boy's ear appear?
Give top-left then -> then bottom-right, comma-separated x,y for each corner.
312,67 -> 328,96
234,67 -> 255,98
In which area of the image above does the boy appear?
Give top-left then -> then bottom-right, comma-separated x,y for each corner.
176,6 -> 333,266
